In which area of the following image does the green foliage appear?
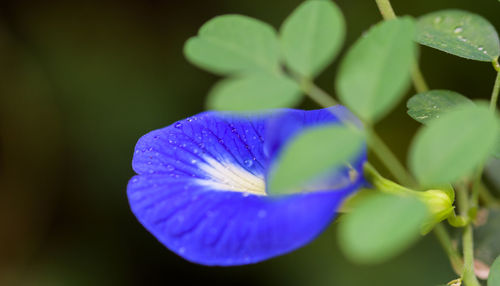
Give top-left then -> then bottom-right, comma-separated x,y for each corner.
409,103 -> 500,186
336,17 -> 416,123
407,90 -> 473,124
268,125 -> 364,195
207,75 -> 302,111
338,193 -> 429,264
280,0 -> 345,78
184,15 -> 280,75
416,10 -> 500,62
489,255 -> 500,286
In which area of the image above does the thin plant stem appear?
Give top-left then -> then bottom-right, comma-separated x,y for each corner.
297,75 -> 338,107
366,126 -> 417,187
490,58 -> 500,111
375,0 -> 430,94
374,0 -> 396,20
411,64 -> 429,93
456,183 -> 481,286
433,224 -> 463,275
478,181 -> 499,206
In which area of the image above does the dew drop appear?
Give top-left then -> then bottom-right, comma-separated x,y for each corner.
457,35 -> 467,42
148,169 -> 155,174
454,26 -> 463,33
193,148 -> 199,154
243,159 -> 254,168
433,16 -> 442,24
478,46 -> 484,51
483,50 -> 488,54
191,159 -> 197,164
147,161 -> 152,165
174,122 -> 182,128
131,178 -> 138,183
242,192 -> 250,197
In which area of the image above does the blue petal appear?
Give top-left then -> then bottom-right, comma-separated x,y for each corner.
128,108 -> 366,266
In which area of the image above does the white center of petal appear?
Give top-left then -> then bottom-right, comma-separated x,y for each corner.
196,157 -> 266,196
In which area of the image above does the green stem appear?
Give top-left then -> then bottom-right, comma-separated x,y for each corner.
456,184 -> 481,286
478,181 -> 499,206
375,0 -> 430,95
374,0 -> 396,19
462,225 -> 480,286
490,58 -> 500,112
299,76 -> 338,107
366,126 -> 417,187
411,64 -> 429,93
434,224 -> 463,275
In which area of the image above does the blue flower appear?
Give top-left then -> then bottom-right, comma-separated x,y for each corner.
127,106 -> 366,266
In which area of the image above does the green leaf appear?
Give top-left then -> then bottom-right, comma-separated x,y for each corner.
184,15 -> 280,75
407,90 -> 473,124
489,255 -> 500,286
206,75 -> 302,111
336,17 -> 416,123
409,103 -> 500,187
338,193 -> 429,264
280,0 -> 345,78
268,125 -> 365,195
416,10 -> 500,62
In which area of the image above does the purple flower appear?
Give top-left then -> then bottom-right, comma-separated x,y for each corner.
127,106 -> 366,266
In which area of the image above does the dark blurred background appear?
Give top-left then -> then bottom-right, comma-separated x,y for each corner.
0,0 -> 498,285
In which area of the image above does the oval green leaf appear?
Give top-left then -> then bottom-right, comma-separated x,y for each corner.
184,15 -> 280,75
268,124 -> 365,195
280,0 -> 345,78
336,17 -> 416,123
409,103 -> 500,187
489,255 -> 500,286
407,90 -> 473,124
338,193 -> 429,264
206,75 -> 302,111
417,10 -> 500,62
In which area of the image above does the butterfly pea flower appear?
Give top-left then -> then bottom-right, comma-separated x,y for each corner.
127,106 -> 367,266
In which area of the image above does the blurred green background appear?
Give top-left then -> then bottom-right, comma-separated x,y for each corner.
0,0 -> 498,285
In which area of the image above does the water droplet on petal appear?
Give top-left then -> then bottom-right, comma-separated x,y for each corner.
454,26 -> 463,33
191,159 -> 197,164
174,122 -> 182,128
478,46 -> 484,51
243,159 -> 254,168
434,17 -> 442,24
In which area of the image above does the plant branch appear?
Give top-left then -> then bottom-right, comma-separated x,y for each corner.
366,126 -> 417,187
434,224 -> 463,275
490,58 -> 500,112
